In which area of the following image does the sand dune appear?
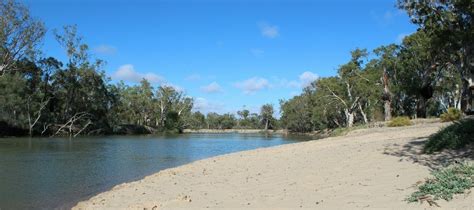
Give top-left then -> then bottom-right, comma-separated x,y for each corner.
73,122 -> 473,209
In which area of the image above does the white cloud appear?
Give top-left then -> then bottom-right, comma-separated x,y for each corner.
273,71 -> 319,89
112,64 -> 165,84
235,77 -> 271,94
258,22 -> 279,38
193,97 -> 225,114
250,48 -> 264,57
299,71 -> 319,87
185,73 -> 201,81
201,82 -> 223,93
93,45 -> 117,55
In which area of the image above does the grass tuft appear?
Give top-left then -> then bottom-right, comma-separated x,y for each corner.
407,163 -> 474,203
387,116 -> 412,127
329,124 -> 368,137
440,108 -> 462,122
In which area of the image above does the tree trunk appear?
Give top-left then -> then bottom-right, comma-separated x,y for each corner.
344,109 -> 354,128
416,98 -> 427,118
358,102 -> 368,124
461,74 -> 473,114
382,67 -> 392,121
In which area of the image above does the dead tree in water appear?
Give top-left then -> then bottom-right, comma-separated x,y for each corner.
52,112 -> 92,137
26,97 -> 50,136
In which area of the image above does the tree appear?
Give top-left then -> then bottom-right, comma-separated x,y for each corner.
0,0 -> 45,75
396,31 -> 440,117
49,25 -> 114,136
398,0 -> 474,113
314,49 -> 374,127
260,104 -> 274,130
219,113 -> 236,129
237,108 -> 250,128
280,95 -> 313,132
374,44 -> 399,121
155,85 -> 193,130
188,111 -> 206,129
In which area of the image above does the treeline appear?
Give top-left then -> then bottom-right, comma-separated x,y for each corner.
113,79 -> 277,131
280,0 -> 473,132
0,0 -> 278,136
1,0 -> 472,136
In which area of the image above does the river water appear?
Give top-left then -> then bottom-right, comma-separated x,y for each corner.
0,133 -> 311,209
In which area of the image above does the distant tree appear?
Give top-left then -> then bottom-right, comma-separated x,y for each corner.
188,111 -> 206,129
219,113 -> 236,129
206,112 -> 220,129
374,44 -> 399,121
237,108 -> 250,128
260,104 -> 274,130
280,96 -> 313,132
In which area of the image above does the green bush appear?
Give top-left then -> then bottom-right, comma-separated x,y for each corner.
424,119 -> 474,153
408,163 -> 474,202
440,108 -> 462,122
387,116 -> 412,127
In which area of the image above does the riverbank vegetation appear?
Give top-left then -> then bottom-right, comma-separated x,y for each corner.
0,0 -> 278,137
280,0 -> 473,132
1,0 -> 473,137
408,162 -> 474,204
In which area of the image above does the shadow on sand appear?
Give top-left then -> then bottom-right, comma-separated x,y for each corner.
382,137 -> 474,170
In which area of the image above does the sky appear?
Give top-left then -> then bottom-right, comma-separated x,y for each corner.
23,0 -> 417,116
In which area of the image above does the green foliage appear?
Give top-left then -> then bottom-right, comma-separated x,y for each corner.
398,0 -> 473,114
424,119 -> 474,153
387,116 -> 412,127
2,0 -> 472,136
440,108 -> 462,122
407,163 -> 474,202
205,112 -> 237,129
280,95 -> 314,132
0,0 -> 46,75
260,104 -> 274,130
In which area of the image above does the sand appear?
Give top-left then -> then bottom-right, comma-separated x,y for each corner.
73,122 -> 474,209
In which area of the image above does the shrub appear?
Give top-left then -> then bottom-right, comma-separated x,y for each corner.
424,119 -> 474,153
407,163 -> 474,203
387,116 -> 412,127
440,108 -> 462,122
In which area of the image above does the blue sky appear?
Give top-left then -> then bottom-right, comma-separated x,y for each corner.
23,0 -> 417,116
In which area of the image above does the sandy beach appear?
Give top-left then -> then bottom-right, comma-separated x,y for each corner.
73,122 -> 473,209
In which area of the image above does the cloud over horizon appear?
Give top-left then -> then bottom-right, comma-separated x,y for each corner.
235,77 -> 271,94
112,64 -> 165,84
273,71 -> 319,89
201,82 -> 223,93
193,97 -> 225,114
299,71 -> 319,87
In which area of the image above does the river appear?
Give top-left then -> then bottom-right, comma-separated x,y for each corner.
0,133 -> 311,209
